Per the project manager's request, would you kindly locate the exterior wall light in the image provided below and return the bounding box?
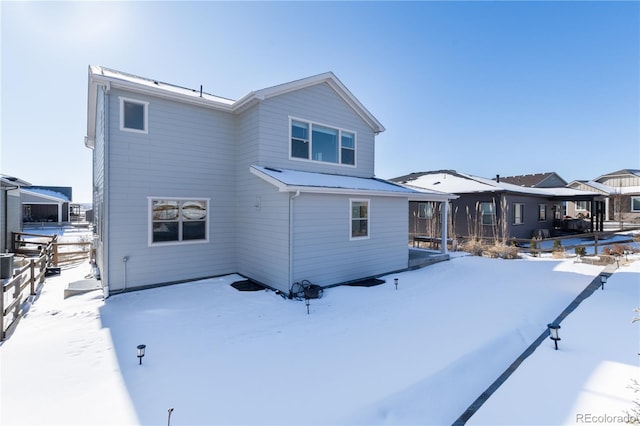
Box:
[137,344,146,365]
[547,323,561,350]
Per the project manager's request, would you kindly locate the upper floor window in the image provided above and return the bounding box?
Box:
[120,97,148,134]
[291,118,356,166]
[513,203,525,225]
[149,198,208,246]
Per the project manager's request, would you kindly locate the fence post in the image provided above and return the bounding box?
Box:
[0,280,4,341]
[594,234,598,255]
[53,243,58,267]
[30,259,36,295]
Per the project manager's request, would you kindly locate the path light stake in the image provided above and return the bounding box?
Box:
[600,275,607,290]
[167,408,174,426]
[137,344,146,365]
[547,323,561,350]
[394,278,398,290]
[615,253,620,268]
[305,297,310,315]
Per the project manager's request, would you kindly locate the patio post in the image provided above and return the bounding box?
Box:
[441,201,448,255]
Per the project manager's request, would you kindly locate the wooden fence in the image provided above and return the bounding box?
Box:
[1,232,93,341]
[1,235,56,341]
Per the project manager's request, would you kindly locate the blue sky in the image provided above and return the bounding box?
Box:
[1,1,638,203]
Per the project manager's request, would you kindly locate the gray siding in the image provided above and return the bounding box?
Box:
[292,194,408,286]
[254,83,376,178]
[105,88,237,291]
[446,193,555,240]
[1,189,22,252]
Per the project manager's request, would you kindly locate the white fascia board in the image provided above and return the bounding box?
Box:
[249,167,450,199]
[89,68,234,113]
[21,189,66,203]
[235,72,385,133]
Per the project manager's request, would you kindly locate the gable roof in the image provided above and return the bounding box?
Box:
[251,166,455,201]
[86,66,384,148]
[594,169,640,181]
[392,170,600,200]
[497,172,567,188]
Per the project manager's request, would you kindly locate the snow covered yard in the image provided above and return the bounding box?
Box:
[0,252,636,425]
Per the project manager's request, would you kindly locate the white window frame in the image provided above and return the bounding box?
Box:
[148,197,210,247]
[350,198,370,240]
[120,96,149,134]
[513,203,525,225]
[289,117,357,167]
[631,197,640,212]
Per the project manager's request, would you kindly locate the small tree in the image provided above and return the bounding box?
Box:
[575,245,586,257]
[530,238,539,257]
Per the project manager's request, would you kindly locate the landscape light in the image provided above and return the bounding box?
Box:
[614,253,620,268]
[305,297,310,315]
[547,323,561,350]
[137,344,146,365]
[394,278,398,290]
[600,275,607,290]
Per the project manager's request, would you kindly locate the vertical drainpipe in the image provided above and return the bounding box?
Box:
[288,190,300,294]
[103,83,111,297]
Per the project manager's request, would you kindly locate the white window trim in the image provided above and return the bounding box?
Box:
[120,96,149,134]
[148,197,210,247]
[349,198,370,240]
[289,116,357,167]
[513,203,525,225]
[631,196,640,212]
[417,202,434,219]
[480,202,496,226]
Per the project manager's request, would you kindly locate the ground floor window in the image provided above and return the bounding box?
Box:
[538,204,546,221]
[149,198,209,245]
[513,203,525,225]
[480,202,496,225]
[417,202,434,219]
[631,197,640,212]
[350,199,369,239]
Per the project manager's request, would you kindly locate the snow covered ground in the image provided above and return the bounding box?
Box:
[1,231,638,425]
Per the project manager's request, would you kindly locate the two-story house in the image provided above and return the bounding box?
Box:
[85,66,453,297]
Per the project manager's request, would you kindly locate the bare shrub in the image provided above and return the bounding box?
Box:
[461,239,484,256]
[485,243,520,259]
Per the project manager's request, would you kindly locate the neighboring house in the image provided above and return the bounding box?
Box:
[85,66,454,297]
[567,169,640,223]
[21,187,72,224]
[496,172,568,188]
[392,170,603,241]
[1,175,30,253]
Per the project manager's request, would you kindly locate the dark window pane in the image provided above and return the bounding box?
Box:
[183,221,206,240]
[351,219,368,238]
[124,101,145,130]
[153,222,179,242]
[341,148,354,165]
[292,139,309,159]
[312,125,338,163]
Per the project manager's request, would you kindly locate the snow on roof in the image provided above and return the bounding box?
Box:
[251,166,455,200]
[91,66,235,107]
[398,171,599,198]
[21,188,70,202]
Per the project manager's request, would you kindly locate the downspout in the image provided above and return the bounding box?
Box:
[288,190,300,295]
[103,84,111,297]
